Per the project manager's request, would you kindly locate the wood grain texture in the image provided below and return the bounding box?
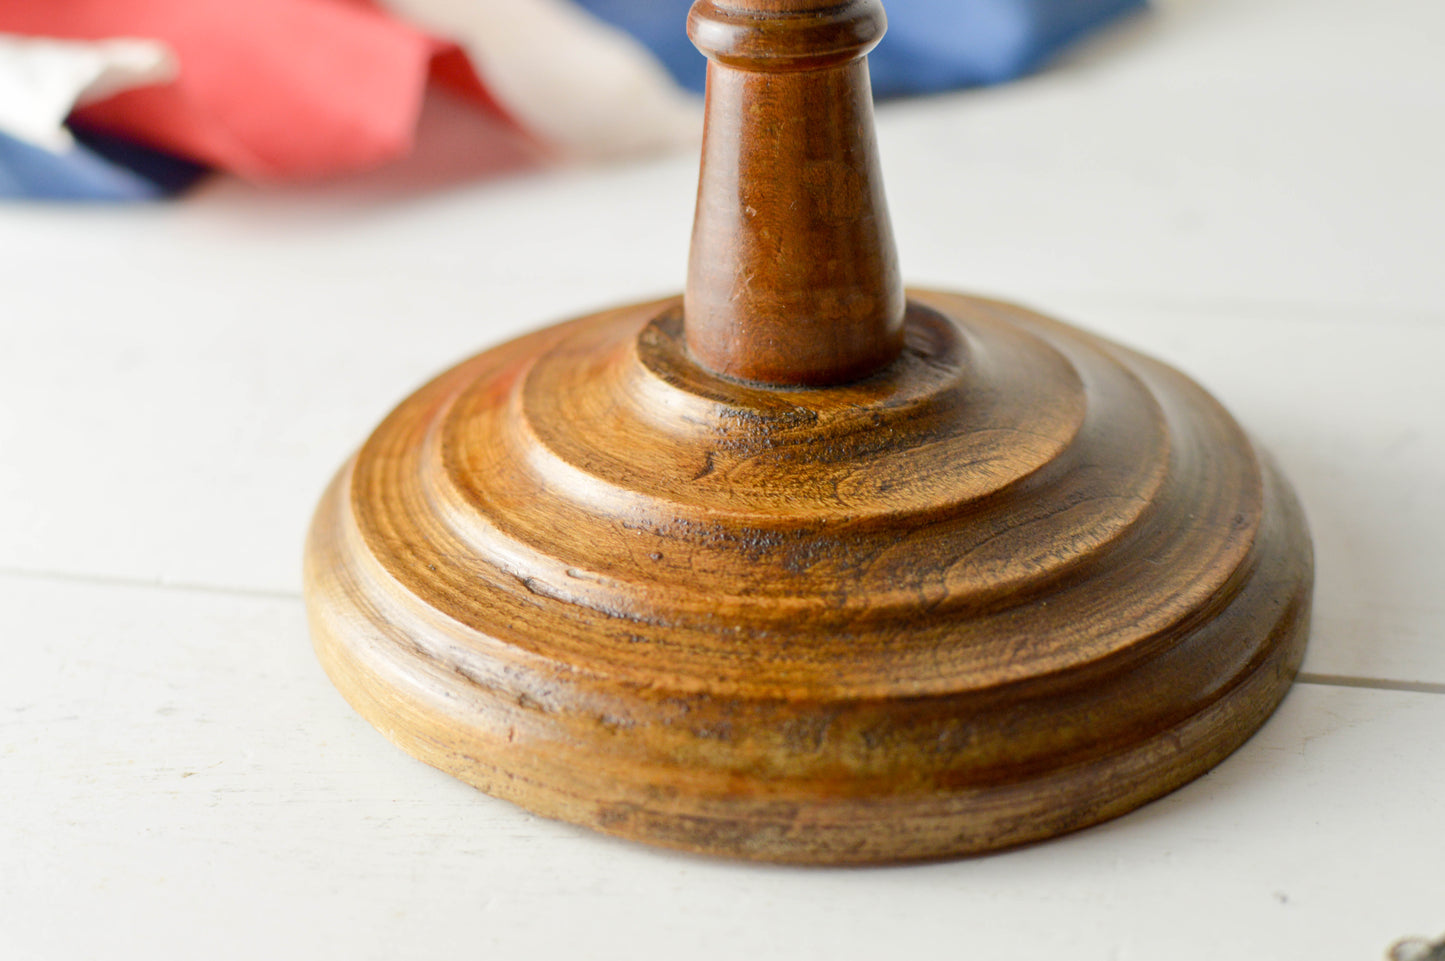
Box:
[304,291,1313,863]
[685,0,903,385]
[302,0,1313,863]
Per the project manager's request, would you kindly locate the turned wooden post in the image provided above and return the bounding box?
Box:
[684,0,905,386]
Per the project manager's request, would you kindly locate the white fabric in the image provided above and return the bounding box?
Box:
[383,0,701,159]
[0,35,176,151]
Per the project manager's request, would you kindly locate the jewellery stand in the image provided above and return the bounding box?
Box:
[304,0,1313,863]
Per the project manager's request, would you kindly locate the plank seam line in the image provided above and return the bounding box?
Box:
[1297,672,1445,696]
[0,566,301,602]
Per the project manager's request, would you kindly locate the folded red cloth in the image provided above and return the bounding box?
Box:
[0,0,510,180]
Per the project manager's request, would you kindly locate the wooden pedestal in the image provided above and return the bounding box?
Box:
[304,0,1312,863]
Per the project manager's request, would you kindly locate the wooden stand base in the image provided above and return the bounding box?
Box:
[304,290,1312,864]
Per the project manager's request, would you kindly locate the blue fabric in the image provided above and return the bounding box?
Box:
[0,130,161,201]
[70,126,210,195]
[571,0,1146,97]
[0,127,207,202]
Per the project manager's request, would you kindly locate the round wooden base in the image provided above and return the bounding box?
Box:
[303,290,1313,864]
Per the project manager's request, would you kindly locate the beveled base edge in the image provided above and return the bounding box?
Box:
[310,485,1308,865]
[306,458,1309,863]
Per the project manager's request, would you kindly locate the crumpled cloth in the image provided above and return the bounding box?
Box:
[386,0,701,160]
[0,34,194,199]
[0,0,1145,199]
[0,0,506,182]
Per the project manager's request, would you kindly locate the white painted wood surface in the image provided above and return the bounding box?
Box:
[2,0,1442,957]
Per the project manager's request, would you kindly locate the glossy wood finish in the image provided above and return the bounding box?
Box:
[305,290,1313,862]
[686,0,903,385]
[303,0,1313,863]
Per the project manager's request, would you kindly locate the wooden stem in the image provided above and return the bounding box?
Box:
[684,0,905,387]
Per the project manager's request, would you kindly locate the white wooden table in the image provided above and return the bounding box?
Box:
[3,0,1443,957]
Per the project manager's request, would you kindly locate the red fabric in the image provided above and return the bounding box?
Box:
[0,0,511,180]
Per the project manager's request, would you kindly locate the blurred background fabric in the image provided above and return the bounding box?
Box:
[571,0,1146,97]
[0,0,1144,200]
